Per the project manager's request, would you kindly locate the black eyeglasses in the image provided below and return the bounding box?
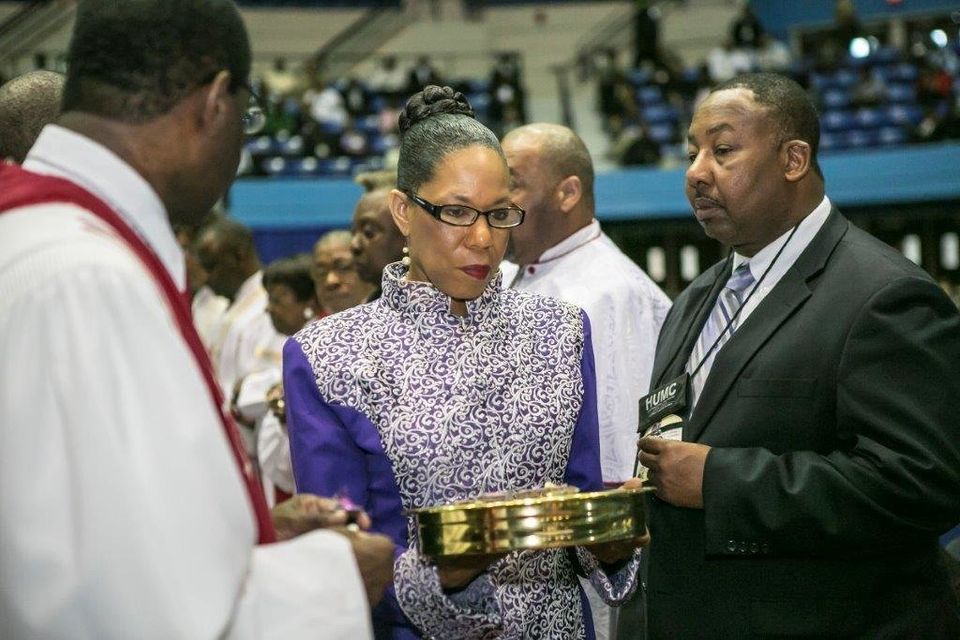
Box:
[239,80,266,135]
[200,71,265,135]
[403,190,525,229]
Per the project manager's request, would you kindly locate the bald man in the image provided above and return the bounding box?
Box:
[502,123,671,639]
[350,187,406,300]
[0,70,64,162]
[311,229,374,314]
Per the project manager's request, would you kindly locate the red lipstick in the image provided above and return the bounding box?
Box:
[460,265,490,280]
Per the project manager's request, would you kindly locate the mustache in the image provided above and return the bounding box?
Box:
[692,192,722,208]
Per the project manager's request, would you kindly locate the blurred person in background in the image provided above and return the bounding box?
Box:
[0,70,63,163]
[254,253,318,507]
[0,1,393,637]
[311,228,374,314]
[196,216,285,452]
[351,183,406,301]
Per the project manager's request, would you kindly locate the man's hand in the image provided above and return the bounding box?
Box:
[587,477,650,564]
[271,494,372,541]
[340,528,395,607]
[637,437,711,508]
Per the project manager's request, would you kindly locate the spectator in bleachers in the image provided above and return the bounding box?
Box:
[488,52,527,136]
[368,55,409,100]
[303,76,348,129]
[0,70,63,163]
[341,76,372,118]
[730,3,764,50]
[850,66,886,108]
[916,59,954,110]
[338,119,370,157]
[597,48,631,133]
[633,1,663,69]
[311,229,374,315]
[754,33,792,74]
[263,56,301,99]
[707,38,752,84]
[609,116,662,167]
[407,55,443,93]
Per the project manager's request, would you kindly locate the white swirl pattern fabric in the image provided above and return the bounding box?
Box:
[288,263,638,638]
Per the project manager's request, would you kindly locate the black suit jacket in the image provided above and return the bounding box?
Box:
[631,209,960,638]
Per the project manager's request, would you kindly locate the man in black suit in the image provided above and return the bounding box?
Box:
[622,73,960,638]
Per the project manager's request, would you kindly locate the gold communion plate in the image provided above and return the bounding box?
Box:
[411,485,652,559]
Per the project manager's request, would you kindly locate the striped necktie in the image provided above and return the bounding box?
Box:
[688,262,755,408]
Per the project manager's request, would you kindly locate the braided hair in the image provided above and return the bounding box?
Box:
[396,85,505,192]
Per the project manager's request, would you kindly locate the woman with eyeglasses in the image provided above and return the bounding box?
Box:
[283,85,643,639]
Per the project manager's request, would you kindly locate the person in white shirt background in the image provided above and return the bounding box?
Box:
[197,216,287,452]
[0,1,393,637]
[500,122,672,640]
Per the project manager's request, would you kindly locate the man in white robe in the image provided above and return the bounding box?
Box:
[0,1,391,637]
[501,123,672,640]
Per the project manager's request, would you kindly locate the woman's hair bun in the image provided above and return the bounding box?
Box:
[398,85,475,136]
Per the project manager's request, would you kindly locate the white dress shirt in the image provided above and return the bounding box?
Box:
[0,125,371,639]
[731,195,833,324]
[502,220,672,484]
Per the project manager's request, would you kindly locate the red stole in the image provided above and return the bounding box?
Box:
[0,163,276,544]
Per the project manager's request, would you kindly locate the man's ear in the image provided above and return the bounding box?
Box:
[556,175,583,214]
[388,189,411,237]
[783,140,812,183]
[199,70,233,133]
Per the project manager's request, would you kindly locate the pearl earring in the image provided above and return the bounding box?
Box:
[401,244,411,267]
[303,307,315,320]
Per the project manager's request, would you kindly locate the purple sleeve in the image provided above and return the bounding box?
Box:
[283,338,416,630]
[564,311,604,492]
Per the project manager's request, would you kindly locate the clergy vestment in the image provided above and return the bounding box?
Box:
[501,220,671,484]
[0,126,371,639]
[285,263,640,639]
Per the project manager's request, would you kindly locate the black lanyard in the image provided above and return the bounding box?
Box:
[689,224,800,379]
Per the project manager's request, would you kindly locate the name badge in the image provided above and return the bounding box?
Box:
[637,373,689,433]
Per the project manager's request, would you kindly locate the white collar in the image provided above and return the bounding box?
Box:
[232,271,264,308]
[732,195,832,284]
[536,219,602,263]
[22,125,185,290]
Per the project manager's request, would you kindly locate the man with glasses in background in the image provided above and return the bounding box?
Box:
[0,1,392,637]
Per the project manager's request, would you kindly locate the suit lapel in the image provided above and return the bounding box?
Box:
[685,209,850,442]
[651,260,729,389]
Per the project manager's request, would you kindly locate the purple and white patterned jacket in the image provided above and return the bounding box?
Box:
[284,263,640,639]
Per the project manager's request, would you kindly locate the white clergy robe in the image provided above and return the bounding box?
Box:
[0,125,372,639]
[502,220,671,483]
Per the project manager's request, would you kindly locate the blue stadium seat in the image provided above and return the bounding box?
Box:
[642,104,679,124]
[887,62,918,83]
[878,126,907,146]
[886,104,923,126]
[845,129,879,148]
[886,83,916,103]
[636,85,663,106]
[822,110,855,132]
[819,132,843,152]
[246,135,281,157]
[647,123,676,144]
[822,88,851,109]
[854,107,885,129]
